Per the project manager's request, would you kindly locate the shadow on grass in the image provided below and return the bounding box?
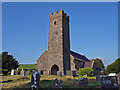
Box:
[0,80,13,83]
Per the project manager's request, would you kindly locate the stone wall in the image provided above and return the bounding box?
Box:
[48,10,70,75]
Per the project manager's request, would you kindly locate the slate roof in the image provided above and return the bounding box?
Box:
[84,61,93,68]
[70,51,90,62]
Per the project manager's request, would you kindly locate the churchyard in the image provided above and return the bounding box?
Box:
[1,74,120,89]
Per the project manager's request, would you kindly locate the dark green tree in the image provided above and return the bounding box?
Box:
[0,51,19,75]
[92,58,105,70]
[106,58,120,74]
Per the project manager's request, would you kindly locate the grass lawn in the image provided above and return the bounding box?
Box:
[1,75,120,89]
[18,64,36,70]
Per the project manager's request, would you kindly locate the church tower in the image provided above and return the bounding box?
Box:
[48,10,70,75]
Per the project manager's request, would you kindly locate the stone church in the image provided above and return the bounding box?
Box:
[36,10,98,75]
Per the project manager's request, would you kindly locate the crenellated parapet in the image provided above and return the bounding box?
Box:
[49,10,69,17]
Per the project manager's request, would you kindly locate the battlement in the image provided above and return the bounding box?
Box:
[49,10,68,16]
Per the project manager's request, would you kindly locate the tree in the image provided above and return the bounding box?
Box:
[78,68,94,76]
[92,58,105,70]
[106,58,120,74]
[0,51,19,75]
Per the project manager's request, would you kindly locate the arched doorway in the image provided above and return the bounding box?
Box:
[51,64,59,75]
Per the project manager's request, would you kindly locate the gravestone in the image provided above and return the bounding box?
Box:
[78,77,88,87]
[26,68,30,75]
[20,68,25,76]
[101,76,118,88]
[10,69,14,75]
[66,70,72,76]
[118,73,120,83]
[72,70,77,77]
[15,68,19,75]
[96,75,107,83]
[31,69,40,89]
[52,78,62,88]
[57,71,62,77]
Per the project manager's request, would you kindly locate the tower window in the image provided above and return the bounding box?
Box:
[54,21,56,25]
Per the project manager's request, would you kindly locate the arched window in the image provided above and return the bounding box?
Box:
[54,21,56,25]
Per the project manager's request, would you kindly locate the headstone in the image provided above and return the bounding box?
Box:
[26,69,30,75]
[52,78,62,88]
[20,68,25,76]
[31,69,40,89]
[15,68,19,75]
[101,76,118,88]
[78,77,88,87]
[10,69,14,75]
[57,71,62,77]
[117,73,120,83]
[72,70,77,77]
[66,70,72,76]
[96,75,107,83]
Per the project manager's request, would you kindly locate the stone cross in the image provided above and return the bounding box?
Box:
[10,69,14,75]
[31,69,40,89]
[52,78,62,88]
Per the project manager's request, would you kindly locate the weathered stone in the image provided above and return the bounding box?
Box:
[66,70,72,76]
[57,71,62,77]
[52,78,62,88]
[101,76,118,88]
[20,68,25,76]
[117,73,120,83]
[36,10,91,76]
[26,69,30,75]
[36,10,70,75]
[15,68,19,75]
[78,77,88,87]
[31,69,40,89]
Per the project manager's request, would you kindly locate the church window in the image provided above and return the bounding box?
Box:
[54,21,56,25]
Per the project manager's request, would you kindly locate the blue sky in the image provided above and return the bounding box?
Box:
[2,2,118,66]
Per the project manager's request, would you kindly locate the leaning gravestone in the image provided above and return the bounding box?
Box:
[78,77,88,87]
[20,68,25,76]
[31,69,40,89]
[101,76,118,88]
[57,71,62,77]
[52,78,62,88]
[26,68,30,75]
[10,69,14,75]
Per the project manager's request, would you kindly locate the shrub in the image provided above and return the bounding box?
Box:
[78,68,94,76]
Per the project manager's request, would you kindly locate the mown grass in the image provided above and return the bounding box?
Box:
[1,75,120,89]
[18,64,36,70]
